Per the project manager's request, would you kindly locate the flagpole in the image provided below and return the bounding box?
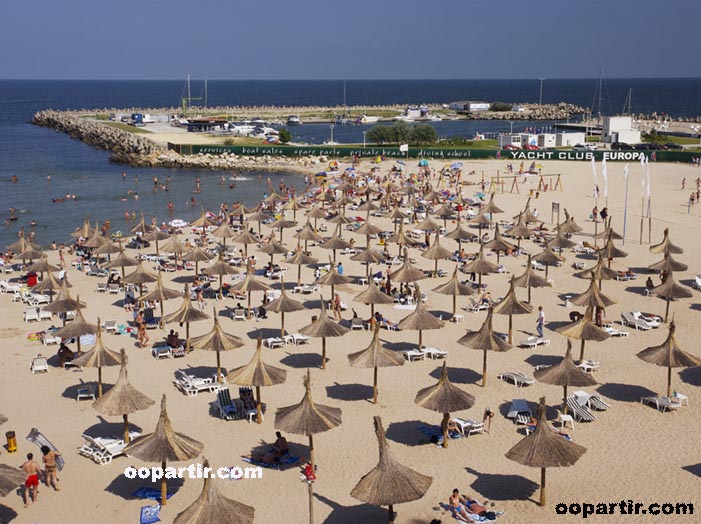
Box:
[646,157,652,244]
[622,164,629,246]
[639,158,645,244]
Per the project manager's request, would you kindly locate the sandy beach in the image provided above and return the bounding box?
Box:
[1,157,699,524]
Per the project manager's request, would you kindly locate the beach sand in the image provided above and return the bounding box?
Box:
[1,158,699,524]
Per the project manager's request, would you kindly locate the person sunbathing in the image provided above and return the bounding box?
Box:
[448,489,475,523]
[166,330,182,349]
[57,342,74,367]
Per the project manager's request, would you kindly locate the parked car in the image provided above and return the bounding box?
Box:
[573,143,596,151]
[503,144,520,150]
[611,142,633,150]
[665,142,683,150]
[524,144,539,150]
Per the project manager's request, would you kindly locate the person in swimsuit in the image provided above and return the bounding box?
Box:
[41,445,61,491]
[21,453,42,507]
[448,488,474,523]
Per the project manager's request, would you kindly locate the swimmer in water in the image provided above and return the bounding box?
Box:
[11,175,18,183]
[30,220,36,227]
[47,175,51,183]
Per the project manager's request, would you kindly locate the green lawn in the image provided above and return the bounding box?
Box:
[103,122,152,134]
[661,135,701,145]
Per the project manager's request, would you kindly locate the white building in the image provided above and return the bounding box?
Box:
[602,116,641,144]
[556,132,586,147]
[537,133,557,148]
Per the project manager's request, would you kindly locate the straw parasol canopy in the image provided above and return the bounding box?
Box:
[163,285,210,351]
[124,395,204,506]
[264,278,306,337]
[32,268,69,300]
[286,195,303,221]
[299,297,349,369]
[445,222,477,249]
[596,231,628,267]
[319,224,352,263]
[202,252,240,300]
[42,280,85,320]
[173,458,255,524]
[415,213,440,233]
[7,232,41,253]
[210,222,237,247]
[182,245,214,275]
[462,242,498,287]
[348,324,404,404]
[555,305,610,362]
[231,227,258,258]
[350,416,432,524]
[269,218,297,242]
[0,465,28,498]
[547,226,576,251]
[356,198,379,212]
[83,225,107,249]
[71,321,122,397]
[295,219,324,244]
[636,322,701,397]
[558,209,583,234]
[432,267,474,316]
[388,222,418,255]
[351,249,386,278]
[388,205,409,229]
[144,227,171,257]
[247,208,272,235]
[122,259,158,296]
[93,240,123,260]
[92,349,154,442]
[573,255,618,286]
[353,281,394,318]
[315,257,353,298]
[139,272,182,328]
[651,270,692,322]
[531,244,565,279]
[493,277,533,344]
[415,362,475,448]
[160,234,188,264]
[71,217,96,239]
[505,397,587,507]
[259,237,288,267]
[231,265,271,318]
[13,245,44,262]
[356,215,384,238]
[25,255,58,275]
[54,306,97,355]
[190,309,244,383]
[306,205,327,229]
[481,194,504,215]
[284,243,318,286]
[593,225,622,241]
[457,308,511,387]
[388,248,426,284]
[650,228,683,255]
[397,284,445,349]
[647,251,688,273]
[506,213,535,252]
[190,210,217,235]
[228,336,287,424]
[512,255,550,303]
[534,341,597,415]
[434,201,457,225]
[328,212,354,226]
[570,276,616,309]
[274,370,342,524]
[516,197,539,223]
[102,247,138,278]
[421,233,452,277]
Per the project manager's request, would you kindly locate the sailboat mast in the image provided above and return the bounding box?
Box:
[343,80,347,108]
[205,79,208,107]
[187,74,192,107]
[597,68,603,121]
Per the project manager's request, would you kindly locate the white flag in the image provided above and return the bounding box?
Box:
[601,158,608,200]
[399,144,409,153]
[623,163,629,180]
[590,157,598,197]
[640,157,646,197]
[645,156,651,198]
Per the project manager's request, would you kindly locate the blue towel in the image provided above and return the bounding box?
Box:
[132,487,174,501]
[439,503,493,522]
[417,425,461,444]
[140,505,161,524]
[240,455,300,470]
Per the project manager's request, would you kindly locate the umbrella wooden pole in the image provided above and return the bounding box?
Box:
[321,338,327,369]
[281,311,285,338]
[308,434,315,471]
[387,504,394,524]
[161,460,168,505]
[664,297,670,323]
[77,337,82,356]
[528,284,532,303]
[159,300,165,329]
[219,275,223,301]
[186,322,190,352]
[508,314,513,345]
[123,414,130,443]
[482,348,488,387]
[667,365,672,398]
[452,294,456,316]
[307,482,314,524]
[97,367,103,397]
[373,365,378,404]
[279,228,283,243]
[545,264,549,280]
[256,385,263,424]
[418,330,423,350]
[297,265,302,286]
[247,292,252,319]
[579,339,586,363]
[434,259,438,278]
[121,266,125,279]
[539,467,546,506]
[216,350,222,384]
[563,385,569,415]
[441,412,450,449]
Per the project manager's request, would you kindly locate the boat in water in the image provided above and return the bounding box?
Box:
[286,115,302,126]
[229,175,251,181]
[358,114,380,124]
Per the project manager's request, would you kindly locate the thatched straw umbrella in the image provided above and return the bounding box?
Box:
[558,209,583,234]
[319,224,352,264]
[265,278,306,338]
[398,285,444,349]
[516,197,539,223]
[174,458,255,524]
[481,194,504,215]
[421,233,452,277]
[462,243,498,287]
[202,252,240,300]
[284,243,318,286]
[210,221,237,249]
[548,226,576,251]
[82,224,107,249]
[596,231,628,268]
[230,266,271,319]
[432,267,474,316]
[513,255,550,303]
[122,260,158,297]
[637,322,701,397]
[144,228,171,257]
[71,217,95,239]
[0,465,27,498]
[130,213,152,237]
[445,222,477,252]
[351,249,386,278]
[556,305,610,362]
[269,218,297,243]
[388,205,409,233]
[534,341,597,415]
[493,277,533,344]
[299,297,349,369]
[274,370,342,524]
[163,285,210,351]
[315,257,352,298]
[190,309,244,383]
[160,234,188,266]
[285,195,303,221]
[650,227,683,255]
[124,395,204,506]
[350,416,432,523]
[652,270,692,322]
[415,214,440,233]
[71,321,122,397]
[13,245,44,262]
[232,227,258,258]
[190,210,217,237]
[92,349,154,442]
[348,324,404,404]
[434,202,456,229]
[356,198,379,212]
[42,281,85,323]
[647,251,688,273]
[415,362,475,448]
[32,268,67,303]
[7,232,41,253]
[54,306,97,356]
[93,240,122,262]
[356,212,384,245]
[388,248,426,285]
[247,208,272,236]
[570,277,616,310]
[573,255,617,289]
[295,219,324,252]
[228,337,287,424]
[353,281,394,319]
[505,397,587,507]
[102,247,138,278]
[182,245,214,276]
[24,255,59,276]
[139,272,182,328]
[259,237,288,268]
[458,308,511,387]
[306,205,327,229]
[388,223,418,257]
[531,244,565,280]
[328,212,354,227]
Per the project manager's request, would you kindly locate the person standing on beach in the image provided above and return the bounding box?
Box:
[21,453,41,507]
[536,306,544,338]
[41,446,61,491]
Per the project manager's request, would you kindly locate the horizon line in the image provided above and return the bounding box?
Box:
[1,76,700,82]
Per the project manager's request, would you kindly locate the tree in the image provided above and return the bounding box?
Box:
[410,124,438,145]
[490,102,512,112]
[278,128,292,144]
[389,121,412,145]
[366,125,391,145]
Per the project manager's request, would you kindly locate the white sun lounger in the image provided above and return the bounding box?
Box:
[422,347,448,359]
[507,399,531,424]
[283,333,310,345]
[566,396,597,422]
[519,337,550,349]
[402,349,426,362]
[577,359,600,373]
[604,326,629,337]
[453,417,485,437]
[174,370,220,397]
[641,396,682,412]
[573,390,610,411]
[39,309,53,321]
[498,371,535,387]
[24,308,40,323]
[41,332,61,345]
[264,337,286,349]
[31,356,49,374]
[468,299,489,313]
[620,312,652,330]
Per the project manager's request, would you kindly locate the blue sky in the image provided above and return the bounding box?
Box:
[1,0,698,79]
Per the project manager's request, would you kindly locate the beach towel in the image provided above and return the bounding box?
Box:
[240,455,299,470]
[417,425,461,445]
[439,502,499,522]
[132,487,174,501]
[26,428,65,471]
[140,505,161,524]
